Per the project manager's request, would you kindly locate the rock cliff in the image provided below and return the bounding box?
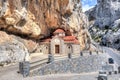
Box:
[0,31,29,66]
[0,0,93,64]
[86,0,120,28]
[85,0,120,50]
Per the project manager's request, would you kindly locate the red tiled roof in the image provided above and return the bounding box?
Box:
[63,36,76,41]
[64,36,79,44]
[65,41,79,44]
[53,29,65,34]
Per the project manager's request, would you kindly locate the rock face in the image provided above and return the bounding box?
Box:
[0,31,29,66]
[0,0,92,52]
[86,0,120,28]
[0,0,41,38]
[89,25,120,50]
[86,0,120,50]
[101,29,120,50]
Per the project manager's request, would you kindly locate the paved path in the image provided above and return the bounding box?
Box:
[0,64,23,80]
[103,47,120,66]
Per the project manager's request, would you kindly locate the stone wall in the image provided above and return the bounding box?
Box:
[30,52,108,76]
[64,44,80,55]
[35,43,49,54]
[72,44,80,54]
[38,43,80,55]
[0,38,29,66]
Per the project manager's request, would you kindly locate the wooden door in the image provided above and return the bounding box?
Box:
[55,45,59,54]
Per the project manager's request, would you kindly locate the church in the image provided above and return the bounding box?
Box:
[36,28,80,55]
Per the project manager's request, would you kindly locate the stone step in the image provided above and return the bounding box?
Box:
[30,58,48,72]
[30,59,48,72]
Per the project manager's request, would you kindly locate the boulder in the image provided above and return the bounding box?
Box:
[0,31,29,66]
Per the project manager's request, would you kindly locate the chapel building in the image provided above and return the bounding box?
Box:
[36,28,80,55]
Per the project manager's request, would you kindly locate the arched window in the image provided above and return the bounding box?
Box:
[67,44,73,54]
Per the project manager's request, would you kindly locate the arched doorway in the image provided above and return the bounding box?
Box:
[67,44,73,54]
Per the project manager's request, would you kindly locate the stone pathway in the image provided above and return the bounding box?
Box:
[104,47,120,66]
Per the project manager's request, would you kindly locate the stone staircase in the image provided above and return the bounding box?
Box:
[30,58,48,72]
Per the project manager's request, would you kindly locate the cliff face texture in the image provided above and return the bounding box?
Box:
[86,0,120,28]
[86,0,120,50]
[96,0,120,28]
[0,0,92,64]
[0,0,89,38]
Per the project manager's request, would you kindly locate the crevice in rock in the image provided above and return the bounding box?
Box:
[0,29,36,40]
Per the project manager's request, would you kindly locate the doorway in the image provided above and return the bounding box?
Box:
[55,45,60,54]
